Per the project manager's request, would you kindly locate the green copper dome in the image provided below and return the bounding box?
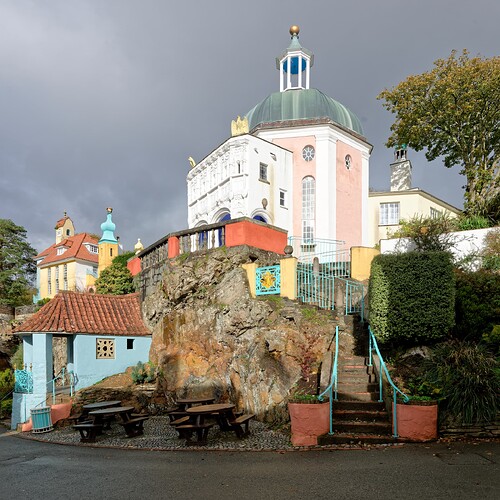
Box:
[245,88,364,136]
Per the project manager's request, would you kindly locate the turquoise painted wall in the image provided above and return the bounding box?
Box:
[73,335,151,389]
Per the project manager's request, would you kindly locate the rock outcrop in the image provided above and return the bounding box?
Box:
[143,246,339,423]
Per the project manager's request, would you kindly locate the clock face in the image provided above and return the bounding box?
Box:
[302,145,315,162]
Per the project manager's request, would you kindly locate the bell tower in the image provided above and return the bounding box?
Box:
[98,207,118,274]
[390,145,412,191]
[276,25,314,92]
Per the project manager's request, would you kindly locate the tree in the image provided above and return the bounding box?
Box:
[378,50,500,219]
[95,252,135,295]
[0,219,37,307]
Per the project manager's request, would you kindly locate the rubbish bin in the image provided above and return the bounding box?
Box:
[31,407,53,433]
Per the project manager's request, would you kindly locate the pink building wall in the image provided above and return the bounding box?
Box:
[272,135,316,239]
[335,141,363,250]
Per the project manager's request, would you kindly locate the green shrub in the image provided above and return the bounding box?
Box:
[390,214,457,252]
[0,369,14,397]
[453,270,500,342]
[454,214,492,231]
[1,398,13,416]
[369,251,455,345]
[131,361,157,384]
[482,228,500,271]
[481,325,500,355]
[10,345,23,370]
[424,341,499,424]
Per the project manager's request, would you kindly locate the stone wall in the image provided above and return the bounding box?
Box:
[0,305,36,370]
[143,245,340,424]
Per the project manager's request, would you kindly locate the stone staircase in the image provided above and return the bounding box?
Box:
[318,319,395,445]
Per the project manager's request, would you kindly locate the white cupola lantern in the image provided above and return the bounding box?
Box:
[276,25,314,92]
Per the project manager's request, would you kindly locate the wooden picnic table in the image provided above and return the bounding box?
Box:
[88,406,148,438]
[81,400,121,418]
[184,403,255,442]
[166,397,216,422]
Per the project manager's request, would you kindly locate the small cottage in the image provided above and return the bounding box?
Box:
[11,291,151,429]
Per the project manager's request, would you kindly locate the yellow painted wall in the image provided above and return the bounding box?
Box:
[350,247,380,281]
[242,263,258,298]
[98,242,118,273]
[280,257,297,300]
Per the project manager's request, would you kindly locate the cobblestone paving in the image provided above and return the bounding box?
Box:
[19,417,296,451]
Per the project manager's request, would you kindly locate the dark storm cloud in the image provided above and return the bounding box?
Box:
[0,0,498,253]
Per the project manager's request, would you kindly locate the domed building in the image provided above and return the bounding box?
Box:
[187,27,372,251]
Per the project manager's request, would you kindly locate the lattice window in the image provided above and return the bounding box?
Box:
[96,338,115,359]
[379,202,400,225]
[302,176,315,242]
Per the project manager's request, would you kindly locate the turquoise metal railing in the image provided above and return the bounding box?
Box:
[343,279,365,319]
[367,325,409,438]
[14,368,33,394]
[288,236,350,278]
[256,265,281,295]
[297,264,335,310]
[318,325,339,434]
[50,367,76,404]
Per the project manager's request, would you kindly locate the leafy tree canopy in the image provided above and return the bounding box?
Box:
[0,219,37,307]
[94,253,135,295]
[378,50,500,219]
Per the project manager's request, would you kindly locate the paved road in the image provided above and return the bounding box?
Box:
[0,427,498,500]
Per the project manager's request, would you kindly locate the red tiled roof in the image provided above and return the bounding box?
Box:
[35,233,99,265]
[55,216,70,229]
[13,292,150,336]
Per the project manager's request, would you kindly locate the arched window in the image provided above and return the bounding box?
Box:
[302,176,315,243]
[253,215,267,223]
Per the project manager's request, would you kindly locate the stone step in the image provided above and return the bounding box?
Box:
[333,400,386,412]
[338,357,367,366]
[337,391,381,402]
[338,374,378,384]
[332,409,389,422]
[331,420,392,434]
[337,382,379,392]
[318,432,395,446]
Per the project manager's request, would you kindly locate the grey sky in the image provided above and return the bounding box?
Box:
[0,0,498,254]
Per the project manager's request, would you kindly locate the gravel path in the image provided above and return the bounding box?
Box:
[18,416,297,451]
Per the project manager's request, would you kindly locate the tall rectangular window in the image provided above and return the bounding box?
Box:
[259,163,268,182]
[63,264,68,290]
[279,190,286,207]
[47,268,52,294]
[302,176,315,242]
[55,266,59,293]
[379,202,400,225]
[430,207,442,219]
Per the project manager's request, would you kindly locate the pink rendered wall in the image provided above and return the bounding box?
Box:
[272,136,316,239]
[336,142,363,249]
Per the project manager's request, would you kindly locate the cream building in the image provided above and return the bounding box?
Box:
[368,147,461,247]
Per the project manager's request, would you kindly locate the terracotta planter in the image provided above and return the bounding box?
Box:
[288,402,330,446]
[393,401,438,442]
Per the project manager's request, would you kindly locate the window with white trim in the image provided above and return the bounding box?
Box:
[47,268,52,294]
[63,264,68,290]
[279,189,286,208]
[302,176,315,242]
[55,266,59,293]
[259,163,268,182]
[379,202,400,225]
[430,207,442,219]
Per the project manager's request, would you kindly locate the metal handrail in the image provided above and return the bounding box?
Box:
[318,325,339,434]
[367,325,409,438]
[49,367,76,404]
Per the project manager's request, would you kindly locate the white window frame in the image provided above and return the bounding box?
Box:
[302,176,315,242]
[379,202,400,225]
[259,163,268,182]
[279,189,286,208]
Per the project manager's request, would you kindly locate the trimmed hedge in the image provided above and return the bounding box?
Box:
[453,269,500,343]
[369,251,455,345]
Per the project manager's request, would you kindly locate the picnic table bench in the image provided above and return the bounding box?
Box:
[72,423,103,443]
[118,416,149,437]
[228,414,255,438]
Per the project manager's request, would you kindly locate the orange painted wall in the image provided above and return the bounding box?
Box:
[167,236,180,258]
[226,221,287,255]
[127,256,141,276]
[336,141,363,249]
